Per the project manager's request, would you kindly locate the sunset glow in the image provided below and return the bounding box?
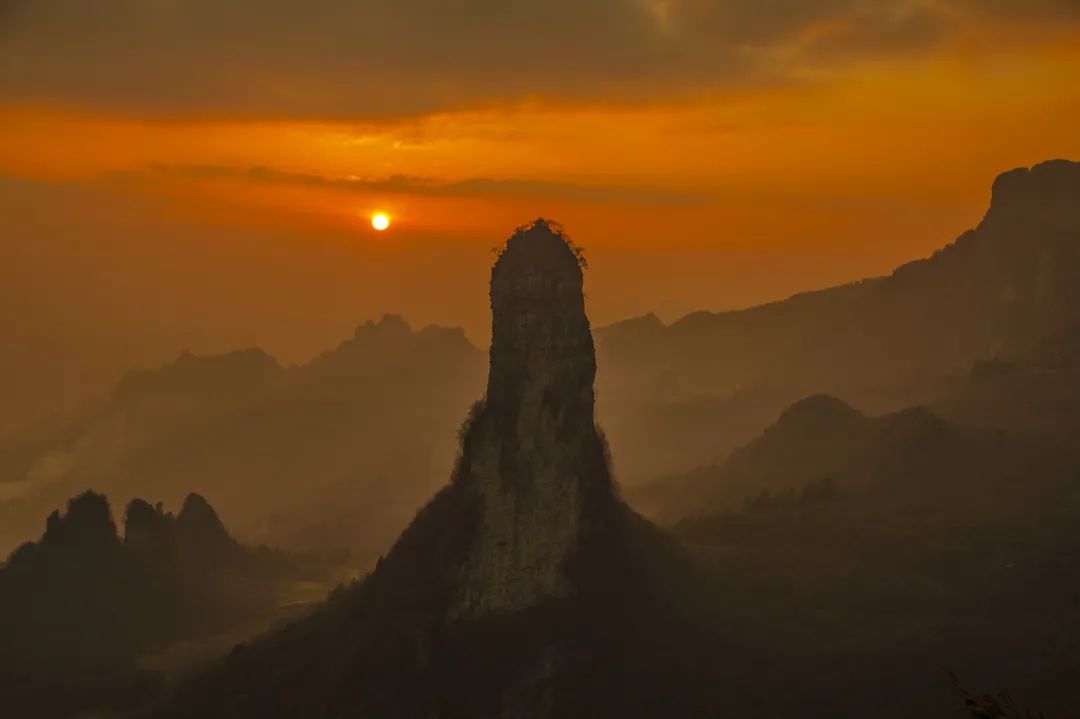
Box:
[3,5,1080,714]
[2,1,1079,437]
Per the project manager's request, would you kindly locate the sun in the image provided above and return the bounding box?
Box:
[371,212,391,231]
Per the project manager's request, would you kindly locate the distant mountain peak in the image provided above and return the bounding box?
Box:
[592,159,1080,416]
[41,490,118,548]
[355,313,412,337]
[773,394,864,432]
[988,159,1080,223]
[304,314,481,381]
[176,492,229,542]
[116,348,281,401]
[596,312,666,340]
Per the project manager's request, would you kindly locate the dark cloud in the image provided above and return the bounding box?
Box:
[0,0,1076,118]
[136,163,709,205]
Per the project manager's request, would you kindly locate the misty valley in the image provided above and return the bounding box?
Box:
[2,160,1080,717]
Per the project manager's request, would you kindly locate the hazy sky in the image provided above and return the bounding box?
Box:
[2,0,1080,432]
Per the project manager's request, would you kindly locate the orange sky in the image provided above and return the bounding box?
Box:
[2,1,1079,432]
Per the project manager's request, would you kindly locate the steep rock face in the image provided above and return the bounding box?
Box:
[175,493,231,547]
[152,221,708,719]
[452,219,614,616]
[979,160,1080,355]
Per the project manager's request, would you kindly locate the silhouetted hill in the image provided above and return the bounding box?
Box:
[630,395,973,521]
[0,315,486,564]
[596,159,1080,483]
[769,392,867,437]
[0,490,337,717]
[656,399,1080,718]
[293,314,477,394]
[116,349,282,403]
[651,159,1080,384]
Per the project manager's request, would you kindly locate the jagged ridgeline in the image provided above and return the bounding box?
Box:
[0,491,296,664]
[0,489,335,718]
[156,219,717,718]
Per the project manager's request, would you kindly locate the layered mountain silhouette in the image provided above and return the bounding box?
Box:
[153,220,720,718]
[605,159,1080,392]
[1,161,1076,562]
[632,394,971,521]
[0,491,333,718]
[0,314,485,562]
[5,169,1080,717]
[650,391,1080,718]
[597,158,1080,481]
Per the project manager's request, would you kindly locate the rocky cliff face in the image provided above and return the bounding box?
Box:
[152,220,706,719]
[978,159,1080,358]
[451,219,615,616]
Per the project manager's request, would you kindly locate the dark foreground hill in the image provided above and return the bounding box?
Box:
[620,390,1080,717]
[0,491,337,718]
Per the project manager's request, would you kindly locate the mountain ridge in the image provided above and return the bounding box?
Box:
[595,158,1080,483]
[629,393,972,522]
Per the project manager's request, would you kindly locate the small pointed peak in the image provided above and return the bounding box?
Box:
[178,493,223,531]
[125,497,157,522]
[601,312,665,334]
[377,313,410,330]
[775,394,864,431]
[124,497,170,528]
[179,492,215,517]
[177,493,233,548]
[355,314,412,338]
